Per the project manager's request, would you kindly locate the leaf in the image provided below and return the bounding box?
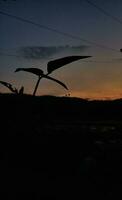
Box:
[0,81,18,93]
[47,56,91,74]
[0,81,11,88]
[15,68,44,76]
[19,86,24,94]
[42,74,68,90]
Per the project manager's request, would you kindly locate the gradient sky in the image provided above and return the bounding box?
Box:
[0,0,122,99]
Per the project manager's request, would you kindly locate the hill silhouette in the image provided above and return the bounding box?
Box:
[0,94,122,199]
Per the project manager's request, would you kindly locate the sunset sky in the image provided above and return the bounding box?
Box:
[0,0,122,99]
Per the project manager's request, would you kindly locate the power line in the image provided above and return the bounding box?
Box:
[84,0,122,25]
[82,60,122,64]
[0,52,122,64]
[0,52,20,57]
[0,10,120,53]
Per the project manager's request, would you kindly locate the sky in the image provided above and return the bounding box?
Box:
[0,0,122,99]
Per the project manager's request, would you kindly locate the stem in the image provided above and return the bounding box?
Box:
[32,73,50,96]
[33,76,42,96]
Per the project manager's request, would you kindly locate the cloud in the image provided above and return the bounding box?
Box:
[18,45,89,59]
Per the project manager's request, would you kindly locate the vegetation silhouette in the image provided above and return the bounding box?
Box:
[0,80,24,94]
[15,55,91,96]
[15,67,68,92]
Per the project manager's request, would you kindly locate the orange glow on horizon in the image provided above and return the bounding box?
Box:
[69,90,122,100]
[1,89,122,100]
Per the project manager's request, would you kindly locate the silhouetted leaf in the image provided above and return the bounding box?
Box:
[47,56,91,74]
[43,74,68,90]
[120,49,122,52]
[0,81,11,88]
[19,86,24,94]
[15,68,44,76]
[0,81,18,93]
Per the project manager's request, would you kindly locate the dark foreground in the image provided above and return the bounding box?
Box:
[0,94,122,199]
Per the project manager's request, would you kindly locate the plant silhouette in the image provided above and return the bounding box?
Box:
[15,68,68,95]
[0,81,24,94]
[15,56,91,96]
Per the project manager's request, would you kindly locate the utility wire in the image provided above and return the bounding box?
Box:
[0,52,20,57]
[0,10,120,53]
[84,0,122,25]
[0,52,121,64]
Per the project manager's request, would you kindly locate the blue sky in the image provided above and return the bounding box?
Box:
[0,0,122,99]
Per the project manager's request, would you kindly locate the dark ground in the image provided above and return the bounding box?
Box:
[0,94,122,199]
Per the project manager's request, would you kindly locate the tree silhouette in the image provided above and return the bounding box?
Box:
[0,81,24,94]
[15,56,91,96]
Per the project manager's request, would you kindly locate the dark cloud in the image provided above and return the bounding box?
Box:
[18,45,89,59]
